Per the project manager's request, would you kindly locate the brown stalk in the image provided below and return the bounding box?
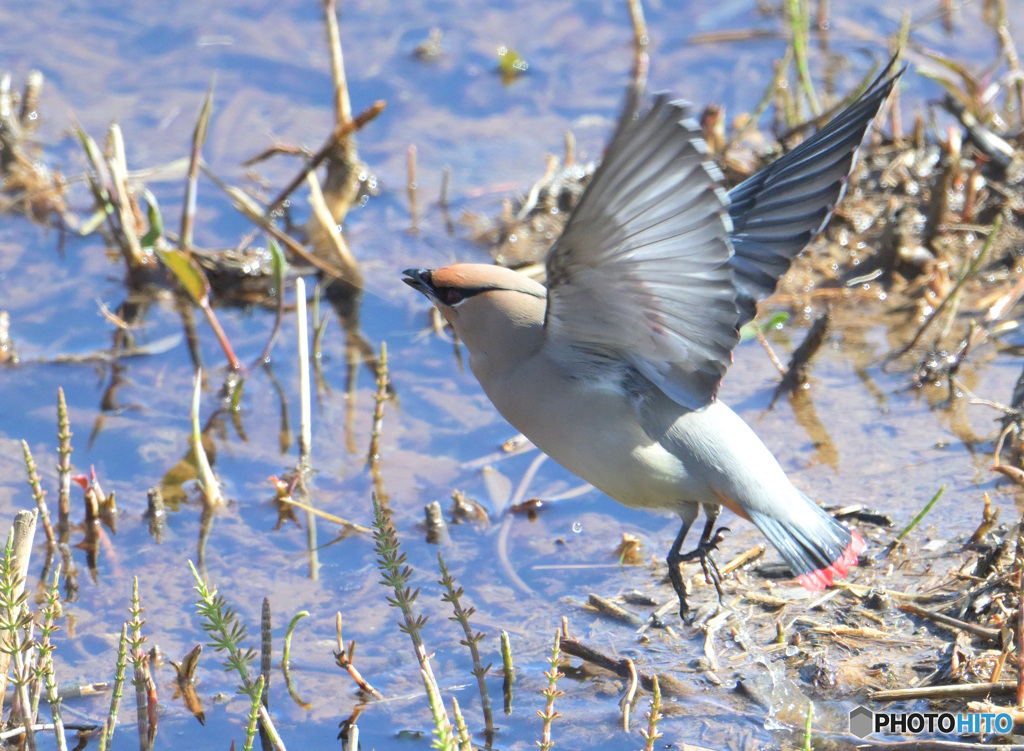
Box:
[74,122,147,272]
[871,682,1016,702]
[557,632,688,697]
[180,82,214,258]
[334,617,383,699]
[586,594,643,626]
[627,0,648,48]
[203,165,354,280]
[323,0,351,124]
[620,658,638,732]
[897,603,1000,643]
[265,100,385,216]
[105,123,145,268]
[306,172,361,284]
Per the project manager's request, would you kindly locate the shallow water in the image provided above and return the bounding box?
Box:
[2,0,1024,749]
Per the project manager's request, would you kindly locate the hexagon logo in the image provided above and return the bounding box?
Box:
[849,706,873,738]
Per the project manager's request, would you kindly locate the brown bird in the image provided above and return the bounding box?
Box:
[405,61,902,617]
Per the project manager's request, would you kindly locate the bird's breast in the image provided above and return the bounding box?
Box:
[477,353,719,510]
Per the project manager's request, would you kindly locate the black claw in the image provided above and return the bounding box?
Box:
[678,525,730,603]
[700,553,725,600]
[666,513,728,623]
[708,526,731,548]
[680,526,730,562]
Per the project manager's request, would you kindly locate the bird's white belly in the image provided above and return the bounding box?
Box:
[484,368,718,511]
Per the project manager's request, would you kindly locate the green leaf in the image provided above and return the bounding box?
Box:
[739,311,790,342]
[156,247,210,304]
[139,188,164,249]
[268,237,286,298]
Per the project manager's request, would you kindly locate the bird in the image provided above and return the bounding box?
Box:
[404,60,902,619]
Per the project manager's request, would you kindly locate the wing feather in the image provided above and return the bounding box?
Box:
[728,60,903,324]
[542,61,903,410]
[545,96,737,410]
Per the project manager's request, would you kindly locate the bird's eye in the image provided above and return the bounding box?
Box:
[441,288,465,306]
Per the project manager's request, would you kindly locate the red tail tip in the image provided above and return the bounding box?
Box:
[795,530,865,591]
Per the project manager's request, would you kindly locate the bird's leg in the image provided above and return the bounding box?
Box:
[666,507,698,621]
[680,504,730,602]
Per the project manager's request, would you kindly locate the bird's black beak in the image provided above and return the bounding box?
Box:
[402,268,435,298]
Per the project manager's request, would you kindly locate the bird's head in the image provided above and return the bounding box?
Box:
[403,263,547,358]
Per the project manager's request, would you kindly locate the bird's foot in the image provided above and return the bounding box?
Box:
[667,557,693,623]
[680,526,730,600]
[667,526,731,623]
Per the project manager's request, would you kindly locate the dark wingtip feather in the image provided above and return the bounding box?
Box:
[727,57,904,327]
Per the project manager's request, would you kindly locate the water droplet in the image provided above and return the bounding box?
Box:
[571,521,582,534]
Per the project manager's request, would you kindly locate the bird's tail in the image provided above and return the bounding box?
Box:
[747,496,864,590]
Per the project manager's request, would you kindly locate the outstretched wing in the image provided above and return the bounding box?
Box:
[544,96,738,411]
[728,60,903,324]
